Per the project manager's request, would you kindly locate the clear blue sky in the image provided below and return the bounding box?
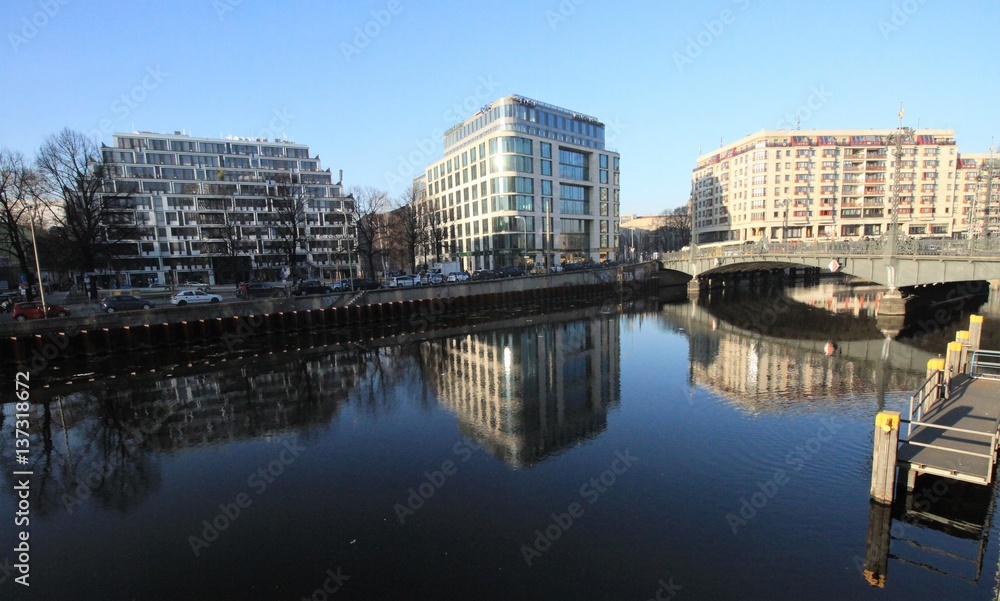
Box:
[2,0,998,215]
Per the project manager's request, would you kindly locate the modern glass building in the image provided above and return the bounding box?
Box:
[417,95,621,271]
[99,131,355,285]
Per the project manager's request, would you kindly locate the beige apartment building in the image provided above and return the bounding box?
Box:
[691,129,999,245]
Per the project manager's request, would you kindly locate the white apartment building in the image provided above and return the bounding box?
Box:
[417,94,621,271]
[692,129,999,244]
[100,131,355,285]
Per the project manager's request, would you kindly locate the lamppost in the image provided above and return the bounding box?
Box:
[25,203,47,318]
[511,215,529,269]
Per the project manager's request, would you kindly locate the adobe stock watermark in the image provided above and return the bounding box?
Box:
[0,556,14,584]
[392,438,482,524]
[725,417,842,534]
[546,0,586,30]
[878,0,930,40]
[213,0,243,20]
[255,107,295,142]
[520,449,637,566]
[188,438,306,557]
[644,576,683,601]
[8,0,71,53]
[775,86,834,130]
[673,0,751,73]
[383,75,501,192]
[85,65,168,143]
[340,1,402,62]
[299,566,350,600]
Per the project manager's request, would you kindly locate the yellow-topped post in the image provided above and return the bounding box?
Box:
[871,410,901,504]
[969,315,983,350]
[927,357,945,402]
[944,341,963,390]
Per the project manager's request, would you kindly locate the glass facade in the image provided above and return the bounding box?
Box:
[420,95,620,270]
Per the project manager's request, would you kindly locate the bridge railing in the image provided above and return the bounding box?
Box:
[661,235,1000,262]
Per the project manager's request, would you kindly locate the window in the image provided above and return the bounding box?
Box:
[558,148,589,181]
[540,142,552,158]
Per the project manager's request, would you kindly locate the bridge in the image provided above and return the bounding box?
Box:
[660,234,1000,293]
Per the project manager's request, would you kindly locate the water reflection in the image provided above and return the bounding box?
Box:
[421,316,620,467]
[658,290,929,414]
[5,285,1000,599]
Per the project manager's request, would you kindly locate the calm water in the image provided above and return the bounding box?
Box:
[1,283,998,600]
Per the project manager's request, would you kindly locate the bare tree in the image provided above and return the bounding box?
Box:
[388,185,430,273]
[35,128,146,273]
[348,186,389,278]
[0,149,39,277]
[428,213,447,263]
[656,206,691,252]
[270,172,309,276]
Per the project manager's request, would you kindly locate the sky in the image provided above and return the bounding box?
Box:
[2,0,999,216]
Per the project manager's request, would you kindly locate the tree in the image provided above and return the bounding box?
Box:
[348,186,389,278]
[35,128,147,273]
[656,206,691,252]
[388,185,430,274]
[0,149,39,277]
[270,172,309,277]
[428,213,447,263]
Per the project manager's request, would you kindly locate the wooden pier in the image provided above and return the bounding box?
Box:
[864,315,1000,587]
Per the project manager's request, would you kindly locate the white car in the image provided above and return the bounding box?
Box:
[171,289,223,306]
[389,275,418,288]
[447,272,470,282]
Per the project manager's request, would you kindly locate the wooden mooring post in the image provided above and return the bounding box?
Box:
[870,411,901,504]
[969,314,983,351]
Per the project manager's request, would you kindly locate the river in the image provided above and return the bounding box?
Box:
[0,280,996,600]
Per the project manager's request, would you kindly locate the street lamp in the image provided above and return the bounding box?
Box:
[511,215,529,269]
[25,203,47,318]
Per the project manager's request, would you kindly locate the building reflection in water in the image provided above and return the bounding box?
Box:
[420,316,621,467]
[0,349,369,517]
[659,296,928,414]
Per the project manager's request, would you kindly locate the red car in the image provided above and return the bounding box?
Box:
[11,302,71,321]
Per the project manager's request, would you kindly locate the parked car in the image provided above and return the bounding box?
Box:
[332,279,353,292]
[471,269,496,281]
[293,280,332,296]
[180,280,211,291]
[171,290,223,306]
[237,282,277,300]
[446,271,470,282]
[389,275,418,288]
[100,295,154,313]
[11,302,71,321]
[351,278,382,290]
[426,273,445,285]
[497,266,525,278]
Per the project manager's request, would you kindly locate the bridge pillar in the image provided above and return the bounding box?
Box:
[686,277,702,299]
[988,280,1000,314]
[876,291,907,317]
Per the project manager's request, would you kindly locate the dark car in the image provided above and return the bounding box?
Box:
[351,278,381,291]
[497,266,525,278]
[100,295,155,313]
[11,302,71,321]
[237,282,278,300]
[471,269,496,281]
[293,280,332,296]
